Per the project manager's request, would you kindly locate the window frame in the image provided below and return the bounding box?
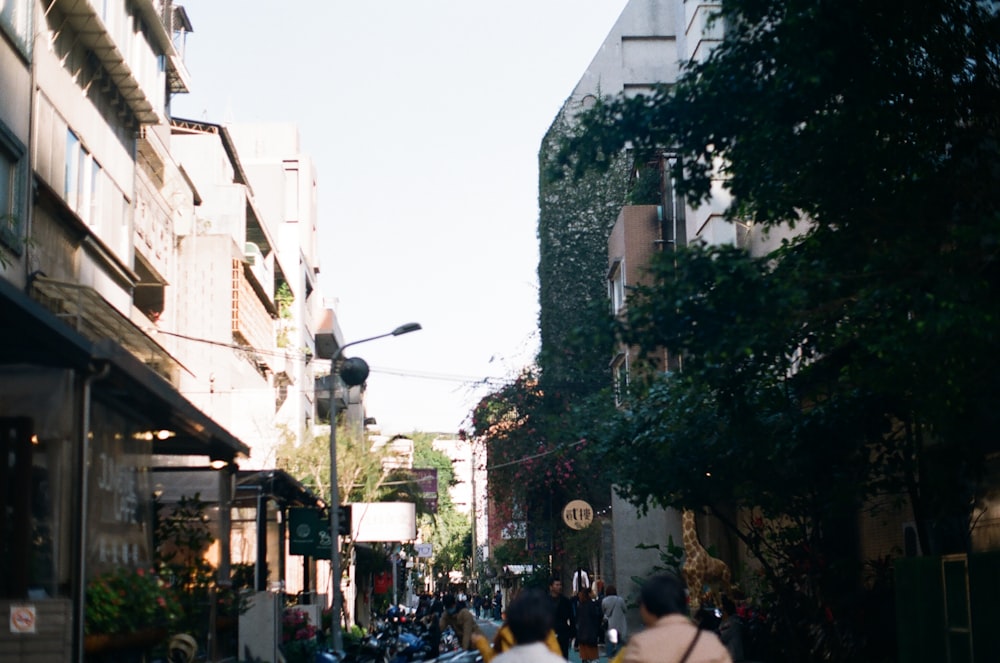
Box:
[0,121,28,254]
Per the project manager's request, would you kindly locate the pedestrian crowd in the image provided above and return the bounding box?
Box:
[464,566,740,663]
[418,564,743,663]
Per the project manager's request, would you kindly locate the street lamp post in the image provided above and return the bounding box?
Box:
[328,322,421,652]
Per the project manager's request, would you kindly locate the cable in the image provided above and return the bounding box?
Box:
[485,438,587,471]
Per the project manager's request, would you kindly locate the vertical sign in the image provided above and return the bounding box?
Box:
[411,468,438,513]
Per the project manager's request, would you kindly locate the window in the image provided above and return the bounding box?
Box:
[608,260,626,314]
[65,129,106,228]
[0,123,27,253]
[0,0,32,56]
[65,130,82,209]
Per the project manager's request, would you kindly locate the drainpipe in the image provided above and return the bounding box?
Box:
[72,361,111,663]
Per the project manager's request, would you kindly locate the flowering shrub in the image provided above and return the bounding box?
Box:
[84,567,182,635]
[280,609,319,663]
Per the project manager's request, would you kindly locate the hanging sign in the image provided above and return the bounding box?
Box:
[562,500,594,530]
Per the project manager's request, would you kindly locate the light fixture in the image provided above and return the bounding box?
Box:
[328,321,421,652]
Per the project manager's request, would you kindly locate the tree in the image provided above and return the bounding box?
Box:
[412,435,471,585]
[471,370,616,569]
[555,1,1000,661]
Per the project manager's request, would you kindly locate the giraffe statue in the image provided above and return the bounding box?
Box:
[681,508,732,610]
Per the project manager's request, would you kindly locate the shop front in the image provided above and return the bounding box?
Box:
[0,278,249,662]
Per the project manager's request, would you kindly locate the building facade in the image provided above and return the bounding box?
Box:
[0,2,330,660]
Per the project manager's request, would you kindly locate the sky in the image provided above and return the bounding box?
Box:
[171,1,630,435]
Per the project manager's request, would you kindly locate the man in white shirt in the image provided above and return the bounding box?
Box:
[494,588,567,663]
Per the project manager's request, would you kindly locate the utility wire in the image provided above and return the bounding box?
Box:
[485,438,587,471]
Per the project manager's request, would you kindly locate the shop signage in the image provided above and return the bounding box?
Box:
[562,499,594,530]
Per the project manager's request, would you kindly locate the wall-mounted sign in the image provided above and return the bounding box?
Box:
[351,502,417,542]
[289,508,320,556]
[10,605,36,634]
[411,468,438,513]
[562,499,594,530]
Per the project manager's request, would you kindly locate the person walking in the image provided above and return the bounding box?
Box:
[548,576,574,659]
[623,573,731,663]
[491,588,566,663]
[573,588,603,663]
[440,593,483,651]
[601,584,628,660]
[472,589,563,662]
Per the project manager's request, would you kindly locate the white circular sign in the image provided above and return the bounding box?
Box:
[562,500,594,530]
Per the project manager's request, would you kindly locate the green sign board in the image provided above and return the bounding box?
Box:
[289,508,331,558]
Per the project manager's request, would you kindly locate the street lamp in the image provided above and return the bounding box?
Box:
[328,322,421,651]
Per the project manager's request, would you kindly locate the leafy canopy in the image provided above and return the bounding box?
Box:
[555,1,1000,661]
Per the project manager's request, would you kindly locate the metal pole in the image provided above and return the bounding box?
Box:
[329,323,421,652]
[470,438,477,591]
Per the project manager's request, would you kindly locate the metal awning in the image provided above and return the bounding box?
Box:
[0,277,248,462]
[30,275,188,382]
[152,467,325,508]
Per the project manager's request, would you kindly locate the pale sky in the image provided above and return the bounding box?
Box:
[171,1,630,434]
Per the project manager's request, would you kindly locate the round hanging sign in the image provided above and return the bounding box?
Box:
[562,499,594,530]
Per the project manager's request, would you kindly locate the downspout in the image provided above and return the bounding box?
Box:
[210,462,235,662]
[72,361,110,663]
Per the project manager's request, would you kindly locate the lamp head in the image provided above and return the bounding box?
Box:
[392,322,422,336]
[340,356,370,386]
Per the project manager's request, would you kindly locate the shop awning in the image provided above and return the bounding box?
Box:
[0,277,248,462]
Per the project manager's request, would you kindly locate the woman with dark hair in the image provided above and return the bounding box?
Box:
[574,588,603,663]
[491,589,566,663]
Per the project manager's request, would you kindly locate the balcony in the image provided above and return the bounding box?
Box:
[231,260,275,353]
[49,0,178,125]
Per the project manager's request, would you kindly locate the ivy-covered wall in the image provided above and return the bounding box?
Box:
[537,107,629,393]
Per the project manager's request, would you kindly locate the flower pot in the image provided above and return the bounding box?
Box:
[83,627,168,655]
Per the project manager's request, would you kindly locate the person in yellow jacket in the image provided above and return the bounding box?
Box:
[472,591,562,662]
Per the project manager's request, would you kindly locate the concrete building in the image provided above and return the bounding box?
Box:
[0,2,331,660]
[228,123,322,452]
[0,2,250,661]
[533,0,740,629]
[168,118,287,470]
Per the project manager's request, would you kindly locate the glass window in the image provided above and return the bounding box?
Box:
[0,123,26,252]
[0,0,32,56]
[65,130,81,209]
[609,262,626,314]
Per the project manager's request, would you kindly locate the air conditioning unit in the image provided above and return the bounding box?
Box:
[245,242,263,266]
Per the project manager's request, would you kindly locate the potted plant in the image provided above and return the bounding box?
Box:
[83,566,182,654]
[280,608,319,663]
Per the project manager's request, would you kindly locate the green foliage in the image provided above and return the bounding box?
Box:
[154,494,248,645]
[413,437,472,582]
[84,566,183,635]
[551,1,1000,661]
[539,109,629,393]
[471,370,617,565]
[275,282,294,319]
